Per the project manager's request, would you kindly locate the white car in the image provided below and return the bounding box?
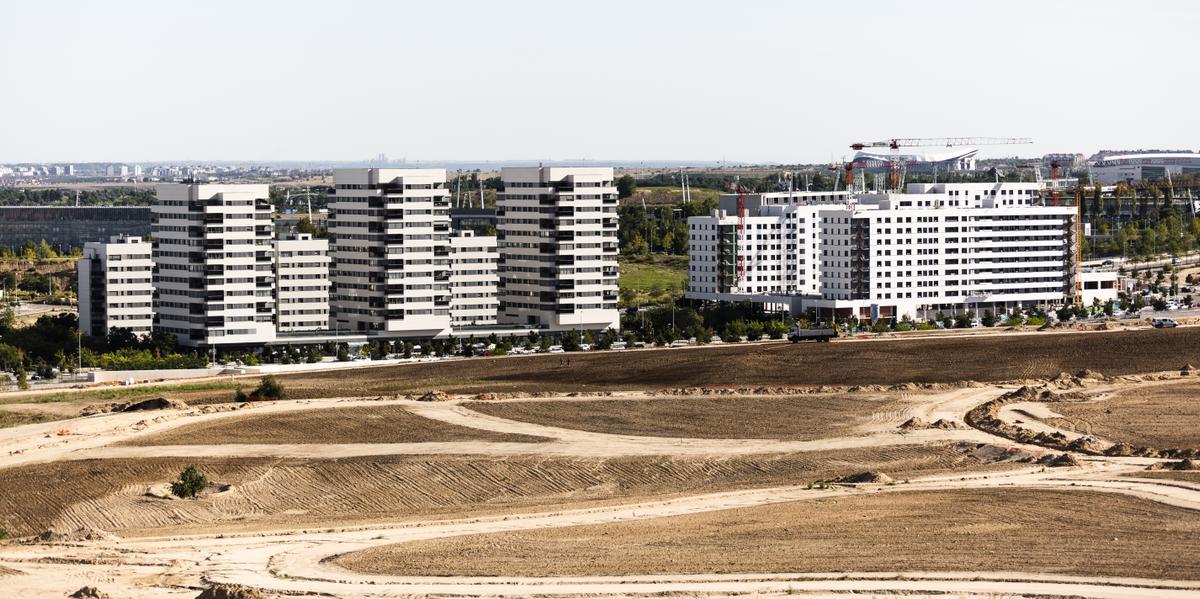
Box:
[1152,317,1179,328]
[548,345,565,353]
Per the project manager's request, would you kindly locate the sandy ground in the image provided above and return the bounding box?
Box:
[337,488,1200,579]
[2,377,1200,597]
[1048,377,1200,448]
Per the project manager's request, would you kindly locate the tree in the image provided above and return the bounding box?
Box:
[336,343,351,361]
[561,330,582,351]
[616,175,636,199]
[745,321,764,341]
[981,310,997,327]
[15,368,28,390]
[253,376,286,400]
[171,465,209,499]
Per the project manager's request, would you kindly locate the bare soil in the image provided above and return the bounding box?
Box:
[119,405,547,446]
[336,489,1200,580]
[0,444,993,538]
[466,395,907,439]
[1050,379,1200,448]
[10,328,1200,408]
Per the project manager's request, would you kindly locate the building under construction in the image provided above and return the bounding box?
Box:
[686,182,1085,321]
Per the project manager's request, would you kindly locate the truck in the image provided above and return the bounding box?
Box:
[788,325,838,343]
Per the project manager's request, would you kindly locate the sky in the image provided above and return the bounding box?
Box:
[3,0,1196,164]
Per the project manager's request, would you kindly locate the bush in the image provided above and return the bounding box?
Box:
[0,527,9,540]
[561,331,582,351]
[745,321,765,341]
[916,321,937,331]
[233,387,248,402]
[870,320,888,333]
[336,344,350,361]
[170,465,209,499]
[15,369,28,390]
[981,310,997,327]
[894,321,913,332]
[253,376,285,401]
[765,321,788,340]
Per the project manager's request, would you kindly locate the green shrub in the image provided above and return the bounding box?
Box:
[916,321,937,331]
[894,321,913,332]
[233,387,248,402]
[745,321,764,341]
[170,465,209,499]
[253,376,286,401]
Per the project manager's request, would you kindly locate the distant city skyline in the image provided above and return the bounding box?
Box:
[3,0,1196,164]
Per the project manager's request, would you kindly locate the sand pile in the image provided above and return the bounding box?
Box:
[36,527,118,543]
[81,397,188,416]
[1149,458,1200,471]
[69,587,109,599]
[195,585,267,599]
[1038,453,1081,467]
[416,390,451,402]
[832,471,894,485]
[898,417,928,430]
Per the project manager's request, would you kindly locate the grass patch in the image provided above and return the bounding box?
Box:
[0,409,57,429]
[619,256,687,305]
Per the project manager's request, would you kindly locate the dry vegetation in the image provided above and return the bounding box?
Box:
[120,405,547,446]
[0,444,993,538]
[335,488,1200,579]
[467,395,909,439]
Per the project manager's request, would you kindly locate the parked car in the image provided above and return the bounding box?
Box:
[1152,317,1179,328]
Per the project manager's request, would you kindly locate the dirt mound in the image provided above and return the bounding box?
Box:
[1067,436,1104,454]
[69,587,109,599]
[970,443,1036,463]
[195,584,267,599]
[931,419,964,430]
[81,397,187,416]
[124,397,188,411]
[898,417,928,430]
[1168,459,1199,471]
[832,471,893,485]
[1038,453,1081,467]
[416,390,451,402]
[1182,364,1196,376]
[37,527,118,543]
[1105,442,1136,457]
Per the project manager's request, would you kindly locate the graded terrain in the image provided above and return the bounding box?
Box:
[2,329,1200,598]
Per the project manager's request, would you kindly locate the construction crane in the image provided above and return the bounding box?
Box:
[849,137,1034,190]
[725,179,750,287]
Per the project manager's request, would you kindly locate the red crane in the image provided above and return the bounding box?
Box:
[725,179,750,285]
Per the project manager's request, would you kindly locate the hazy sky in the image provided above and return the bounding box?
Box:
[3,0,1196,164]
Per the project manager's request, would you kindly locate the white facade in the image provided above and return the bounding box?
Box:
[449,230,499,327]
[687,183,1080,321]
[1091,152,1200,184]
[78,235,154,337]
[688,191,853,299]
[275,234,330,332]
[1079,270,1119,307]
[152,184,277,347]
[328,168,452,337]
[497,166,619,332]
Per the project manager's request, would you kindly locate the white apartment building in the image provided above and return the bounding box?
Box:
[77,235,154,337]
[152,183,277,347]
[497,166,619,332]
[328,168,452,337]
[449,230,499,327]
[688,191,853,299]
[275,234,330,332]
[687,183,1079,321]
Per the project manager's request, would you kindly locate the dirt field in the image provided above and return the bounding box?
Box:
[1050,378,1200,448]
[222,327,1200,398]
[120,405,547,446]
[7,327,1199,410]
[466,395,909,440]
[336,488,1200,580]
[0,444,992,538]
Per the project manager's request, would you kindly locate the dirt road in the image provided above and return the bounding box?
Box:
[3,381,1200,597]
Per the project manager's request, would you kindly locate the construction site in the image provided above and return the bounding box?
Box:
[1,324,1199,598]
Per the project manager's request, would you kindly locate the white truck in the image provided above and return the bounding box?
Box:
[788,325,838,343]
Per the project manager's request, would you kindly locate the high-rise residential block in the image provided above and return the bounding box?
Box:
[77,235,154,337]
[328,168,452,336]
[448,230,499,327]
[152,184,277,347]
[497,166,619,331]
[275,233,330,332]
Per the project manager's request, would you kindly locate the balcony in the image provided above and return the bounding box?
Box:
[556,281,575,290]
